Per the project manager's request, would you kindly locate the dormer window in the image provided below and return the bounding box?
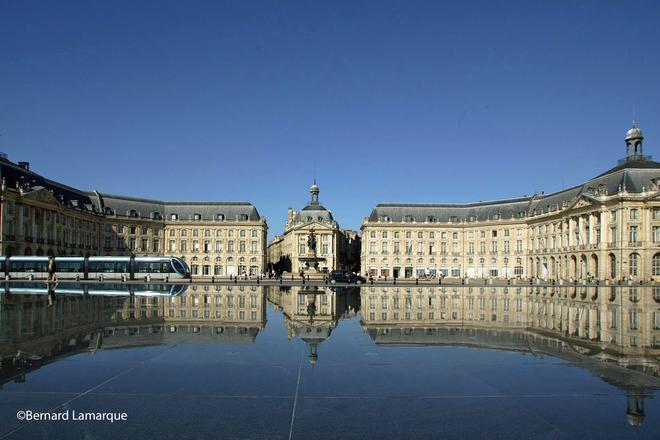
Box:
[426,216,435,222]
[170,213,178,220]
[239,214,248,221]
[152,212,162,220]
[404,215,414,222]
[193,213,202,220]
[216,213,225,220]
[129,209,139,218]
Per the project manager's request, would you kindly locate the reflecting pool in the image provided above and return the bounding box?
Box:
[1,283,660,439]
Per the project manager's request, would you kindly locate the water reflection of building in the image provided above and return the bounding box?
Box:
[0,286,267,384]
[0,293,110,385]
[360,285,660,427]
[97,284,267,347]
[361,123,660,281]
[268,285,360,364]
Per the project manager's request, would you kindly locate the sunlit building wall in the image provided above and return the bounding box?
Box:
[361,124,660,281]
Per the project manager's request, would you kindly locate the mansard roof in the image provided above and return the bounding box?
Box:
[595,158,660,178]
[0,157,97,212]
[294,204,334,223]
[89,192,262,221]
[368,160,660,223]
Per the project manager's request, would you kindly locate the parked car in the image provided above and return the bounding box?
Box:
[329,270,366,284]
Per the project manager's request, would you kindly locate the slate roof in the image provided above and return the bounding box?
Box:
[368,160,660,222]
[89,192,262,221]
[0,157,97,212]
[0,157,262,221]
[294,204,334,223]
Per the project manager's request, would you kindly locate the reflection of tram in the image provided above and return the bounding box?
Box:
[0,256,190,280]
[2,282,188,296]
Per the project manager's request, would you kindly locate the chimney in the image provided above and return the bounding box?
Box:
[18,161,30,171]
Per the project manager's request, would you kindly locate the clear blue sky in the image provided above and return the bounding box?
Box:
[1,0,659,233]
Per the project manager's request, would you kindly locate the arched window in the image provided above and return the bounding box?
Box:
[609,254,616,278]
[629,253,640,277]
[653,253,660,276]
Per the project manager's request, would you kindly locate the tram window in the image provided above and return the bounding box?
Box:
[137,261,172,273]
[89,261,129,273]
[10,260,49,272]
[137,262,154,273]
[89,261,110,272]
[172,259,186,275]
[55,261,84,272]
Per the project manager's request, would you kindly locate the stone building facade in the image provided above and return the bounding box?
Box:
[90,193,268,278]
[361,124,660,281]
[0,159,103,257]
[0,157,268,278]
[267,182,359,274]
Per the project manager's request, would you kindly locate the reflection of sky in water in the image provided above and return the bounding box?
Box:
[0,284,659,439]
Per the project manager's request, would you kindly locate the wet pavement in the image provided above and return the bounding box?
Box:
[1,283,659,439]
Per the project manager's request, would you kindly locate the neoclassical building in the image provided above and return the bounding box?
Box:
[0,157,268,277]
[89,193,268,277]
[267,182,359,274]
[361,123,660,281]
